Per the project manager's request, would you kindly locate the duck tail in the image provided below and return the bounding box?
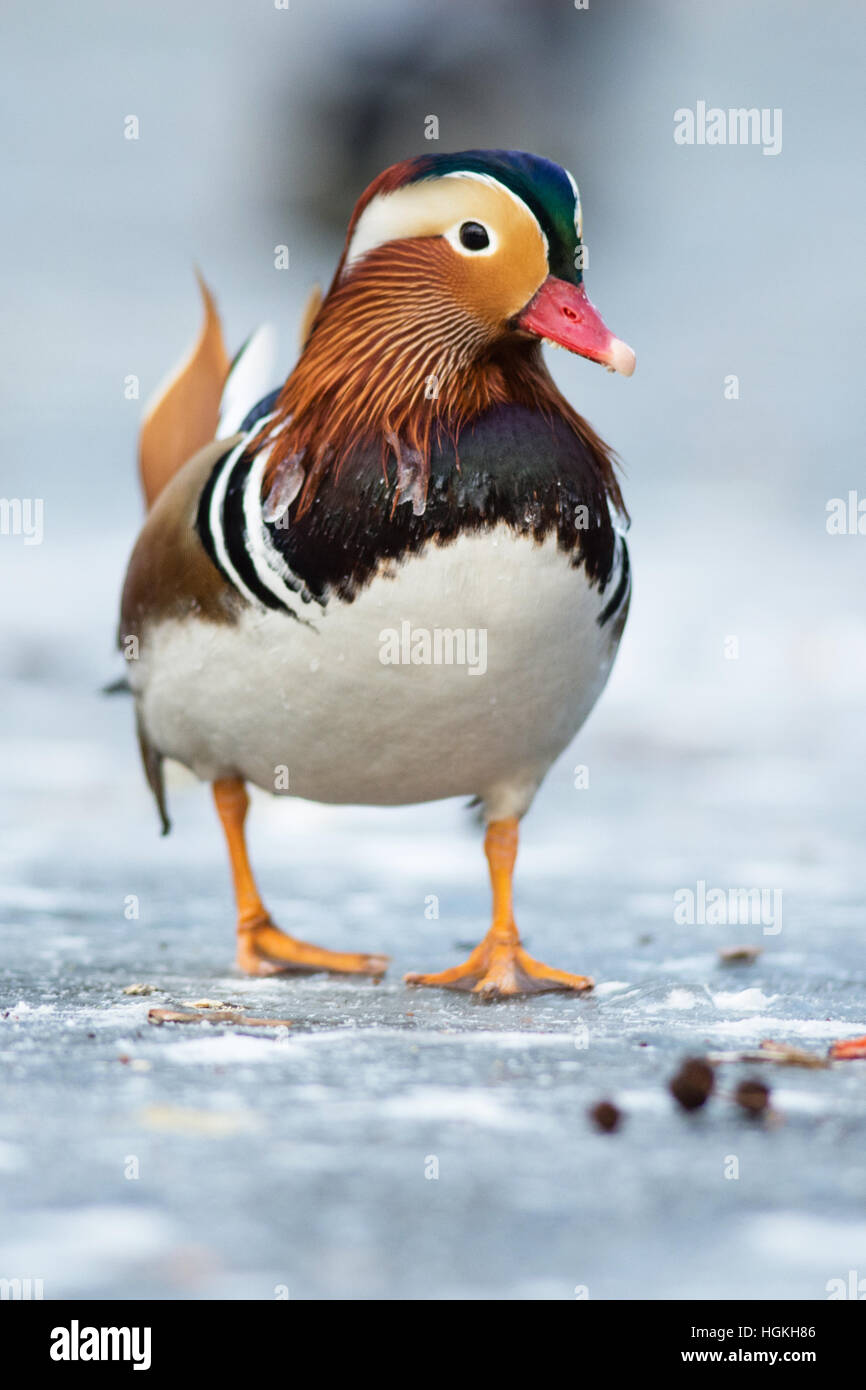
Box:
[137,270,231,509]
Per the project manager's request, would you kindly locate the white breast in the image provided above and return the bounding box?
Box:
[135,527,626,821]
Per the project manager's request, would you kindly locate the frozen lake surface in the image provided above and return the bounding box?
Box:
[1,610,865,1301]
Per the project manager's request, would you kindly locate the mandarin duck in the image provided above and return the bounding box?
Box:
[119,149,634,999]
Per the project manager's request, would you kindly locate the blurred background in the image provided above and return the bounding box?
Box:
[1,0,865,1301]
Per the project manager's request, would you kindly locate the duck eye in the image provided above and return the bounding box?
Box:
[458,221,490,251]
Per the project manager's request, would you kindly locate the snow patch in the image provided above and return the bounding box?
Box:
[712,988,778,1012]
[660,988,703,1010]
[7,1001,56,1017]
[380,1087,536,1130]
[161,1033,292,1064]
[709,1017,866,1040]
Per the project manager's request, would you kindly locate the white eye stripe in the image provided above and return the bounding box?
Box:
[343,169,549,271]
[565,167,583,242]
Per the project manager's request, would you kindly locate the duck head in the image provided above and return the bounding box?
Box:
[261,150,633,516]
[339,149,635,376]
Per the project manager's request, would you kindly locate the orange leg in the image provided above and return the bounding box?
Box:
[405,818,593,1000]
[212,778,389,978]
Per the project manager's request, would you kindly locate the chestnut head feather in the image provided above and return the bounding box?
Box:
[257,150,633,519]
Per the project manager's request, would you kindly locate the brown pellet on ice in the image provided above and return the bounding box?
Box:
[669,1057,715,1111]
[734,1078,771,1117]
[589,1100,622,1133]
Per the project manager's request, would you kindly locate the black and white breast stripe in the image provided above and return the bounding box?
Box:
[597,535,630,628]
[195,399,630,622]
[196,418,313,620]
